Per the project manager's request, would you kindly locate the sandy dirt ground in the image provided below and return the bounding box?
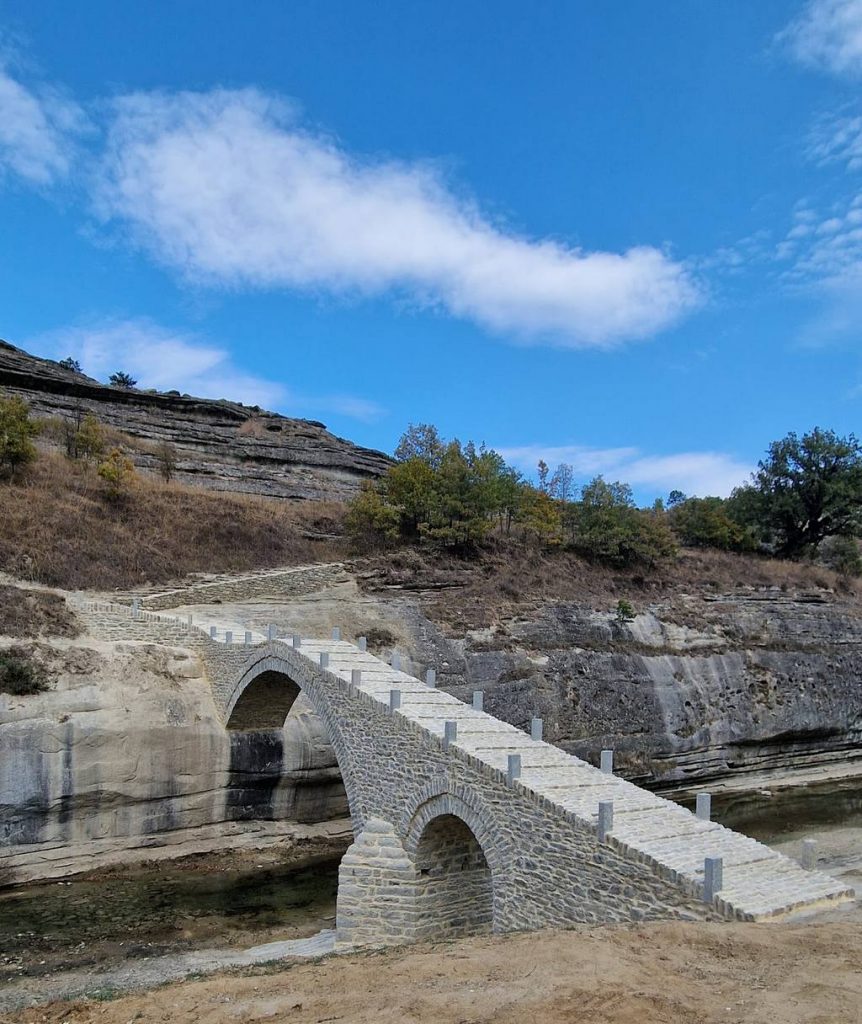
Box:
[4,914,861,1024]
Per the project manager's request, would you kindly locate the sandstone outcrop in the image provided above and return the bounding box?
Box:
[0,633,349,884]
[0,340,392,501]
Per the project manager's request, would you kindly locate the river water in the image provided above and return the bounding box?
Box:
[1,777,859,986]
[0,857,340,985]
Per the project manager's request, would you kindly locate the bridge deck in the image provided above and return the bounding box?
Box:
[300,639,854,921]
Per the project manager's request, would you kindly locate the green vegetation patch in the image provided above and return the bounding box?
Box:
[0,646,50,696]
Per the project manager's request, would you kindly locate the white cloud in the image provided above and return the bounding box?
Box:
[807,109,862,170]
[777,194,862,283]
[498,443,753,498]
[779,0,862,76]
[0,62,86,185]
[92,89,700,347]
[26,317,384,421]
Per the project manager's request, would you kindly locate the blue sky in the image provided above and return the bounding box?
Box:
[1,0,861,500]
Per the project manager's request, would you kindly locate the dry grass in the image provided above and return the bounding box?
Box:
[356,538,862,631]
[0,454,347,591]
[0,585,79,637]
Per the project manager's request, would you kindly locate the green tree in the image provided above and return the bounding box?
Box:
[74,413,106,463]
[0,395,39,478]
[568,477,676,567]
[385,457,438,538]
[421,441,493,552]
[58,356,82,373]
[393,423,444,467]
[669,496,756,552]
[745,428,862,557]
[109,371,138,389]
[519,486,562,544]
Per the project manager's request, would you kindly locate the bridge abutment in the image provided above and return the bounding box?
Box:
[336,817,418,946]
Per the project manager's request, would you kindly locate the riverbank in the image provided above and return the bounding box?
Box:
[4,915,861,1024]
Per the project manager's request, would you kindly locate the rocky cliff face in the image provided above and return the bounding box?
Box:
[392,588,862,789]
[0,633,349,884]
[0,340,392,501]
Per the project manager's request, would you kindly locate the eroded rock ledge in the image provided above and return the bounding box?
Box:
[0,340,392,501]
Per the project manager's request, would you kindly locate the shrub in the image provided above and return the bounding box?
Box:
[0,395,39,478]
[58,356,82,373]
[818,536,862,577]
[345,481,400,549]
[0,647,49,695]
[97,448,136,500]
[74,413,106,463]
[155,440,178,482]
[616,598,635,624]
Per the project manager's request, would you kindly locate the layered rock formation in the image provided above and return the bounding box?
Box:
[396,589,862,789]
[179,573,862,791]
[0,340,391,501]
[0,631,349,884]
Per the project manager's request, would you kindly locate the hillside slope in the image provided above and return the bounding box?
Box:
[0,339,392,501]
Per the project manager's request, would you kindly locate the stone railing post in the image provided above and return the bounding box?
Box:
[531,717,543,741]
[507,753,521,787]
[703,857,723,903]
[425,668,436,687]
[472,690,484,711]
[696,793,712,821]
[800,838,817,871]
[443,721,457,750]
[600,749,614,774]
[389,689,401,712]
[598,800,614,842]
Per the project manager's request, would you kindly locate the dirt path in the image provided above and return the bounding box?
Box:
[5,915,860,1024]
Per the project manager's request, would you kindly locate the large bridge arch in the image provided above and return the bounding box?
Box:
[222,650,364,831]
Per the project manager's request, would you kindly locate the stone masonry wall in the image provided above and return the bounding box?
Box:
[125,563,350,611]
[226,647,717,945]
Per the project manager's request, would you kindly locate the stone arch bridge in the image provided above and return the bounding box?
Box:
[78,600,854,944]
